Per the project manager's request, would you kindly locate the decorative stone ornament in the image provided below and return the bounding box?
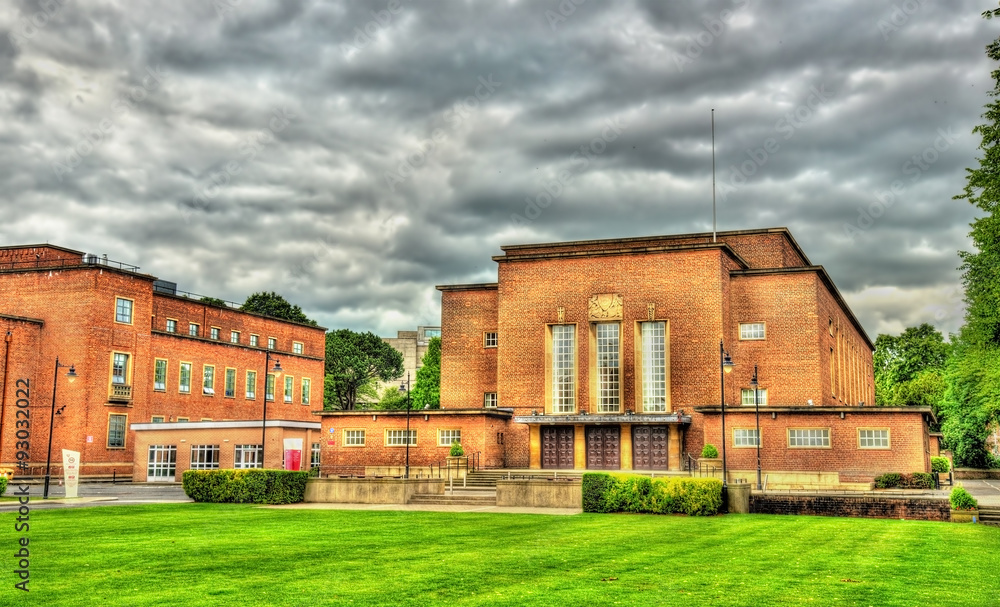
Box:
[588,293,623,321]
[557,306,565,323]
[647,302,656,321]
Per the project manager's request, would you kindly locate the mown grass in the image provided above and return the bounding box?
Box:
[3,504,999,606]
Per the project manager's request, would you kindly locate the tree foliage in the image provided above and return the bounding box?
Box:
[324,329,403,410]
[241,291,318,326]
[873,323,950,407]
[373,386,408,410]
[199,296,227,307]
[411,336,441,409]
[940,344,1000,468]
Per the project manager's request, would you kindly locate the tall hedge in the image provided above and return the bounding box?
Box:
[0,476,7,497]
[582,473,722,516]
[182,470,309,504]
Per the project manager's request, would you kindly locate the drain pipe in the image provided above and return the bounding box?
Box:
[0,332,12,466]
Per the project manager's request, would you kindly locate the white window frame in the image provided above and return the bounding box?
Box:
[311,443,321,468]
[301,378,311,405]
[641,321,666,412]
[246,370,257,399]
[210,326,221,341]
[153,358,167,391]
[596,322,620,413]
[438,429,462,447]
[265,373,275,401]
[293,341,304,354]
[234,445,263,469]
[344,429,366,446]
[111,352,130,385]
[858,428,890,449]
[284,375,294,403]
[739,322,766,340]
[203,365,215,395]
[224,368,236,398]
[179,362,192,394]
[165,318,177,333]
[733,428,760,448]
[250,334,259,347]
[267,337,277,350]
[551,324,576,414]
[115,297,134,324]
[189,323,200,337]
[190,445,220,470]
[484,392,497,408]
[484,332,498,348]
[741,388,768,406]
[386,429,416,446]
[230,330,240,344]
[788,428,831,448]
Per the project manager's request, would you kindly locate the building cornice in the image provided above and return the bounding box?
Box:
[491,242,751,268]
[315,408,513,418]
[694,405,934,421]
[0,313,44,325]
[131,419,322,431]
[514,413,692,424]
[435,283,499,292]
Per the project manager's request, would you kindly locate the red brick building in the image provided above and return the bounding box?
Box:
[0,244,325,480]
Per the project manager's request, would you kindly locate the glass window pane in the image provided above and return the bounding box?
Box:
[552,325,575,413]
[641,322,666,412]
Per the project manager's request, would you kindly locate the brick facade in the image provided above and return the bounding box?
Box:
[750,494,951,521]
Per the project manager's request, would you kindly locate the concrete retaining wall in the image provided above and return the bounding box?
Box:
[305,478,445,504]
[954,468,1000,480]
[750,493,951,521]
[496,479,581,508]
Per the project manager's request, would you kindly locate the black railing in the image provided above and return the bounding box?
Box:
[0,256,140,272]
[152,285,243,309]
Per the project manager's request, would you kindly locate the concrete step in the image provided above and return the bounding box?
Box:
[408,493,497,506]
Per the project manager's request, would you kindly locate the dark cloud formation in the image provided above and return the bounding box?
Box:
[0,0,992,338]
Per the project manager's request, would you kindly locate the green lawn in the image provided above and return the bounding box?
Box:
[4,504,999,606]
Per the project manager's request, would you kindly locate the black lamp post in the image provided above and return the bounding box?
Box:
[398,373,411,479]
[751,364,762,491]
[44,358,77,499]
[260,351,282,469]
[719,340,734,511]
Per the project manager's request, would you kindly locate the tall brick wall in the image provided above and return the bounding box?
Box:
[0,316,44,470]
[439,286,498,409]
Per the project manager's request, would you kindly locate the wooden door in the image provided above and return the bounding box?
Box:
[541,426,575,469]
[586,426,621,470]
[633,426,669,470]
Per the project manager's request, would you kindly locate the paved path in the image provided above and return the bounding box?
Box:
[0,482,191,511]
[959,479,1000,507]
[265,502,582,515]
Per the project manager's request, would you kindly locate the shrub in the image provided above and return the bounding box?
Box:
[950,486,978,511]
[931,457,951,473]
[908,472,934,489]
[582,473,722,516]
[449,441,465,457]
[0,476,7,497]
[182,469,310,504]
[874,473,903,488]
[874,472,936,489]
[701,444,719,459]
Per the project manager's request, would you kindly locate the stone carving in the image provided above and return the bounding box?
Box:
[647,303,655,321]
[588,294,623,320]
[557,306,565,323]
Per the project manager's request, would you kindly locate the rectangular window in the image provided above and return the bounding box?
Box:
[179,362,192,394]
[151,416,165,423]
[552,324,575,413]
[225,368,236,398]
[859,429,890,449]
[293,342,303,354]
[311,443,321,468]
[107,414,127,448]
[153,359,167,391]
[190,445,220,470]
[267,337,276,350]
[301,378,311,405]
[166,319,177,333]
[112,353,130,385]
[203,365,215,395]
[733,428,760,447]
[788,428,831,448]
[115,297,133,324]
[438,429,461,447]
[210,327,220,340]
[484,392,497,408]
[596,322,620,413]
[739,322,766,340]
[741,388,768,406]
[484,332,498,348]
[246,371,257,399]
[147,445,177,479]
[189,323,199,337]
[386,429,416,446]
[641,321,666,412]
[234,445,263,469]
[250,334,259,347]
[177,417,189,422]
[265,374,275,401]
[344,429,366,446]
[231,331,240,344]
[284,375,294,403]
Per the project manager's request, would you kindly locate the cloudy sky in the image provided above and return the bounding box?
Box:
[1,0,994,339]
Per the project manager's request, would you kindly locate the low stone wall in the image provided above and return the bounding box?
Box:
[954,468,1000,480]
[305,478,445,504]
[750,493,950,521]
[496,479,581,508]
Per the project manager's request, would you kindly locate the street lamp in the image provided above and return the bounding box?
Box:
[751,364,762,491]
[260,352,282,469]
[44,358,77,499]
[398,373,411,479]
[719,340,734,511]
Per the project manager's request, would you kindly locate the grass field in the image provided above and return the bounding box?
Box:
[3,504,999,606]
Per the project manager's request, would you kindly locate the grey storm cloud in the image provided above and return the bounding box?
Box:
[0,0,993,339]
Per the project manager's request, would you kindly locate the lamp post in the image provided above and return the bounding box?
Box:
[751,364,762,491]
[398,373,411,479]
[719,340,734,511]
[44,357,77,499]
[260,351,283,469]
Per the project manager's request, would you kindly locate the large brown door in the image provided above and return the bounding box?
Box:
[586,426,621,470]
[541,426,575,469]
[633,426,669,470]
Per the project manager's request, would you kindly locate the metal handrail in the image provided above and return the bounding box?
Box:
[152,285,243,309]
[0,256,140,272]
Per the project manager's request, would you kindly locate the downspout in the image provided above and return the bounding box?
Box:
[0,331,12,465]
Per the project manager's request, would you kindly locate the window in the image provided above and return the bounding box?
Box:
[203,365,215,395]
[311,443,321,468]
[733,428,760,447]
[284,376,294,403]
[301,378,311,405]
[484,332,498,348]
[484,392,497,408]
[112,353,130,385]
[552,324,575,413]
[250,334,259,347]
[741,388,768,406]
[788,428,831,448]
[190,445,220,470]
[115,297,133,324]
[293,342,304,354]
[246,371,257,399]
[107,414,127,448]
[596,323,620,413]
[179,362,192,393]
[231,331,240,344]
[386,429,416,446]
[225,368,236,398]
[147,445,177,480]
[859,429,890,449]
[424,328,441,338]
[153,359,167,391]
[641,321,666,412]
[267,337,276,350]
[210,327,220,340]
[438,429,462,447]
[739,322,766,340]
[177,417,189,422]
[151,416,165,423]
[344,429,366,446]
[166,319,177,333]
[265,373,275,401]
[189,323,199,337]
[234,445,263,469]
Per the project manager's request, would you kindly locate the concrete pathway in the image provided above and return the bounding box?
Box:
[264,502,582,515]
[0,481,191,511]
[958,479,1000,507]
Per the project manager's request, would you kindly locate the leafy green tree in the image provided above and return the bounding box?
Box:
[411,336,441,409]
[940,344,1000,467]
[241,291,318,326]
[325,329,403,410]
[323,374,337,410]
[200,296,227,307]
[373,386,408,410]
[873,324,950,406]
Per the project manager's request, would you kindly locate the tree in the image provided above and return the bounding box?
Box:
[373,386,408,410]
[241,291,318,326]
[324,329,403,410]
[940,344,1000,467]
[411,336,441,409]
[200,296,227,307]
[873,324,950,406]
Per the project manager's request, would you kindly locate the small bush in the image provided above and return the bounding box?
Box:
[931,457,951,474]
[182,469,309,504]
[701,444,719,459]
[874,472,934,489]
[582,473,722,516]
[950,486,978,511]
[449,441,465,457]
[874,473,903,488]
[908,472,934,489]
[0,476,7,496]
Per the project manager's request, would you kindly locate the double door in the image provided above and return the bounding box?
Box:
[632,426,669,470]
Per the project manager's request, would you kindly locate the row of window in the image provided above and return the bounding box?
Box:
[147,444,321,476]
[341,429,462,447]
[480,322,766,352]
[728,428,891,449]
[153,359,311,405]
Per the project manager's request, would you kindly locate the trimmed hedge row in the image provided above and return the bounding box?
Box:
[182,469,309,504]
[874,472,934,489]
[931,457,951,474]
[0,476,7,496]
[582,473,722,516]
